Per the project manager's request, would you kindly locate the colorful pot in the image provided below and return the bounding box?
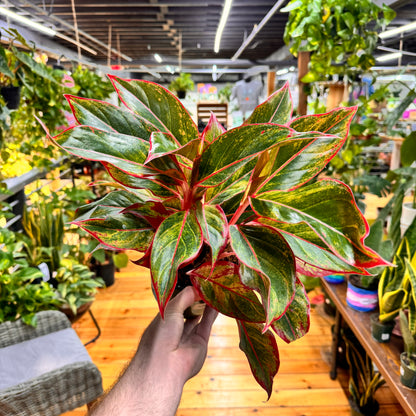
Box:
[346,280,378,312]
[324,274,345,284]
[370,313,395,343]
[400,352,416,389]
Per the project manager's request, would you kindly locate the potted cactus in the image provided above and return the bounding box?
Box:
[42,77,387,398]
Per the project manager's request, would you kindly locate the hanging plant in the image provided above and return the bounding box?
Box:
[43,77,387,398]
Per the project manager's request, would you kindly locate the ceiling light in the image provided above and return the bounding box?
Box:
[0,6,56,37]
[154,53,163,63]
[379,21,416,39]
[376,52,402,62]
[214,0,233,53]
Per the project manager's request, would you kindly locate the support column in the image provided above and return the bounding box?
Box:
[298,51,310,115]
[267,71,276,97]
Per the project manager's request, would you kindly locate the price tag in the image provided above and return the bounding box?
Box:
[37,262,50,282]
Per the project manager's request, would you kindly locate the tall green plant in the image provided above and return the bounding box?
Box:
[45,78,387,398]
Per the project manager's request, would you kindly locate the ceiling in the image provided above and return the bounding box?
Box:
[1,0,416,83]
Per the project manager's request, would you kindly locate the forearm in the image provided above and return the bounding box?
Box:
[90,355,184,416]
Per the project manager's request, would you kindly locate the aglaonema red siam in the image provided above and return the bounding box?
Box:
[45,76,388,398]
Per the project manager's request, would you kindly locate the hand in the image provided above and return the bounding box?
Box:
[90,286,218,416]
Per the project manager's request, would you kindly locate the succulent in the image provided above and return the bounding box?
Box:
[45,77,387,398]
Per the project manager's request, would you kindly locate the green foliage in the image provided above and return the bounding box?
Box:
[168,72,194,93]
[55,258,104,315]
[48,77,387,397]
[71,65,114,99]
[283,0,395,82]
[400,310,416,358]
[343,329,385,411]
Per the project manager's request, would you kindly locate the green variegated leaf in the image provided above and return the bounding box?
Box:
[205,159,256,207]
[74,210,154,251]
[258,132,344,192]
[196,124,290,187]
[290,107,357,138]
[195,204,228,264]
[75,191,146,220]
[379,288,407,323]
[190,261,265,321]
[271,279,310,343]
[257,218,365,276]
[229,224,296,326]
[151,210,203,315]
[245,82,293,125]
[405,258,416,335]
[51,126,155,177]
[105,164,177,198]
[202,113,226,144]
[0,48,13,79]
[237,320,279,399]
[109,75,198,145]
[252,179,387,269]
[66,95,157,139]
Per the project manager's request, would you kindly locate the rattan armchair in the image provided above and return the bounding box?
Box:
[0,310,103,416]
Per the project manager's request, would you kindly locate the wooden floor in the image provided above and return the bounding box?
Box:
[63,256,406,416]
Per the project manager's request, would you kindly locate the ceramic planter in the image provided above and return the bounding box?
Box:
[370,314,395,343]
[346,278,378,312]
[401,202,416,237]
[324,274,345,284]
[400,352,416,389]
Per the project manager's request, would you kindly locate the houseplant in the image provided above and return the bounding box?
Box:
[399,309,416,389]
[343,328,385,416]
[169,72,194,98]
[45,78,387,398]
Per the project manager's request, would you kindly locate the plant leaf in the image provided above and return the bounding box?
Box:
[74,209,154,252]
[201,113,226,144]
[258,218,365,276]
[290,106,357,138]
[271,278,310,343]
[196,124,291,187]
[245,82,293,125]
[195,204,228,265]
[252,179,388,269]
[66,95,157,139]
[121,201,174,229]
[258,132,344,192]
[237,320,279,399]
[109,75,198,145]
[51,126,156,177]
[150,210,203,316]
[189,261,265,322]
[0,47,14,79]
[229,223,296,326]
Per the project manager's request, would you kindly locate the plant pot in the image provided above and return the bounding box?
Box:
[1,85,21,109]
[60,301,93,323]
[346,276,378,312]
[400,352,416,389]
[400,202,416,237]
[324,274,345,284]
[177,90,186,99]
[349,397,379,416]
[94,261,116,287]
[370,313,395,343]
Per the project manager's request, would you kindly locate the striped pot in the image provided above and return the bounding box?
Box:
[346,280,378,312]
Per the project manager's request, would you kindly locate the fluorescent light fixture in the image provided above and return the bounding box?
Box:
[154,53,163,63]
[214,0,233,53]
[379,21,416,39]
[0,6,56,37]
[376,52,402,62]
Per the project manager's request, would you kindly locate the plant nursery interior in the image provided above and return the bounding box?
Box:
[2,0,416,415]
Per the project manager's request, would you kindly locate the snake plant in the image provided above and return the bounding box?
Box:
[44,76,387,398]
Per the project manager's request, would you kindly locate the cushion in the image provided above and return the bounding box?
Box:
[0,328,92,390]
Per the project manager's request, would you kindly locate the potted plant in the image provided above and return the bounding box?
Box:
[283,0,395,84]
[55,258,104,322]
[371,237,409,342]
[343,328,385,415]
[44,78,388,398]
[169,72,194,98]
[399,307,416,389]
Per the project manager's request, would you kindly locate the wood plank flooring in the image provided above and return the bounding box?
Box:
[63,259,406,416]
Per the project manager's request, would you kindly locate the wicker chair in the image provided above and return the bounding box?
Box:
[0,310,103,416]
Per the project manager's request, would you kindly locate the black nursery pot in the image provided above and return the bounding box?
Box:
[349,397,379,416]
[1,86,21,109]
[370,313,395,343]
[400,352,416,389]
[94,261,116,287]
[177,90,186,99]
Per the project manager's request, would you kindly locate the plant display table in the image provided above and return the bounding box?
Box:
[321,278,416,416]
